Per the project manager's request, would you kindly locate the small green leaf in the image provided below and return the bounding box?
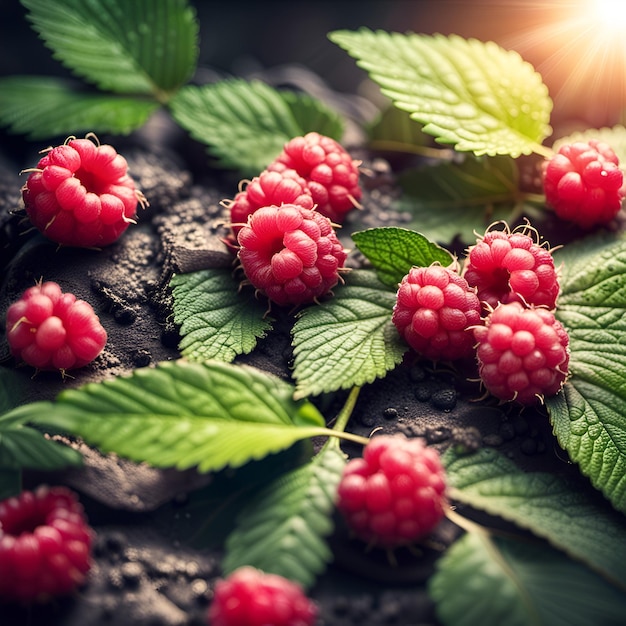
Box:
[352,227,454,288]
[21,0,198,98]
[280,90,344,143]
[0,470,21,500]
[430,531,626,626]
[547,234,626,513]
[0,77,159,140]
[330,29,552,157]
[292,270,405,399]
[444,447,626,587]
[17,360,332,473]
[170,269,273,363]
[222,445,347,588]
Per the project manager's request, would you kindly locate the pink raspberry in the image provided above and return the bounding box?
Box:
[473,301,570,405]
[463,227,559,310]
[237,203,347,307]
[21,134,147,247]
[207,566,318,626]
[543,139,625,229]
[336,434,447,548]
[0,485,94,603]
[392,264,481,361]
[6,280,107,371]
[268,132,362,223]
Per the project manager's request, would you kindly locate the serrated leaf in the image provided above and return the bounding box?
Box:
[291,269,405,399]
[430,531,626,626]
[352,227,454,288]
[13,360,332,473]
[546,234,626,513]
[0,77,159,140]
[280,90,344,143]
[170,269,273,363]
[222,445,346,588]
[552,125,626,165]
[330,29,552,157]
[444,447,626,588]
[21,0,198,97]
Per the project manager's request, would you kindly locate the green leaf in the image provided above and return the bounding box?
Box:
[21,0,198,98]
[280,90,345,143]
[0,470,21,500]
[170,269,273,363]
[352,227,454,288]
[0,77,159,139]
[291,269,405,399]
[444,447,626,588]
[547,234,626,513]
[17,360,332,473]
[329,29,552,157]
[552,125,626,164]
[430,531,626,626]
[222,445,347,588]
[367,104,433,154]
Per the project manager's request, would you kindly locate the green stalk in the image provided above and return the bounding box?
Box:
[324,386,369,450]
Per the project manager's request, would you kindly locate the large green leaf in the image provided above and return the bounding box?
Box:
[547,234,626,513]
[444,447,626,587]
[170,269,273,363]
[291,270,406,399]
[222,445,346,588]
[21,0,198,97]
[430,531,626,626]
[0,77,159,139]
[329,29,552,157]
[10,360,332,473]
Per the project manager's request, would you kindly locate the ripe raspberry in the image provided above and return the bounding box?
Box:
[463,227,559,310]
[473,301,570,405]
[237,203,347,307]
[21,134,147,247]
[0,485,93,603]
[268,132,362,223]
[392,264,481,361]
[207,566,318,626]
[336,434,447,548]
[6,280,107,371]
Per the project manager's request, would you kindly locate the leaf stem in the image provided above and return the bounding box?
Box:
[532,143,554,159]
[325,387,369,449]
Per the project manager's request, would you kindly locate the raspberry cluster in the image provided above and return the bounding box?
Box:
[208,566,317,626]
[0,486,93,603]
[6,280,107,371]
[22,134,147,248]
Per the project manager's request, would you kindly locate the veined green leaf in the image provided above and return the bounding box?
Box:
[547,234,626,513]
[170,269,273,363]
[279,90,344,143]
[292,270,405,399]
[223,445,347,588]
[14,360,331,473]
[0,77,159,139]
[21,0,198,98]
[330,29,552,157]
[430,531,626,626]
[352,227,454,288]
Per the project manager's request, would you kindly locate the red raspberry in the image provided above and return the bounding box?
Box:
[463,227,559,310]
[237,203,347,307]
[21,134,147,247]
[268,132,362,223]
[0,485,93,603]
[336,434,447,548]
[6,280,107,371]
[207,566,318,626]
[543,139,625,229]
[473,301,570,405]
[392,264,481,361]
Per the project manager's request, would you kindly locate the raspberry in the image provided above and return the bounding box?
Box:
[473,301,570,405]
[463,227,559,310]
[392,264,481,361]
[21,134,147,247]
[0,485,93,603]
[543,139,625,229]
[269,132,362,223]
[6,280,107,371]
[207,566,318,626]
[237,203,347,307]
[336,434,447,548]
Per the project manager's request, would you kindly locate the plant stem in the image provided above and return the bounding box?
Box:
[325,386,369,449]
